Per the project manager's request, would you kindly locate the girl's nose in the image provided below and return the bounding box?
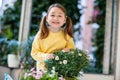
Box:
[53,16,58,20]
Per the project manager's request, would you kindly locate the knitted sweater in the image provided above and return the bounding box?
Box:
[31,30,75,70]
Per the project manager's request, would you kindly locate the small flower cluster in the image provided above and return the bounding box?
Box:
[19,68,65,80]
[24,68,44,79]
[55,56,68,65]
[45,49,90,79]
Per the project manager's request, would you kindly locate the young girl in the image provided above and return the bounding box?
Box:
[31,3,76,70]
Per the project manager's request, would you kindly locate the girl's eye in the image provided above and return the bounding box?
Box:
[58,15,62,17]
[51,15,55,17]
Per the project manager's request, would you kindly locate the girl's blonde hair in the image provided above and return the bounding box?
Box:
[39,3,74,39]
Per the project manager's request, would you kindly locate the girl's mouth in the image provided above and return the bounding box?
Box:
[52,22,59,24]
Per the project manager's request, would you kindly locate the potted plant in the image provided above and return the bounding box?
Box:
[7,40,21,68]
[45,49,90,80]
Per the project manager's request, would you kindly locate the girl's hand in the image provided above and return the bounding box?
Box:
[62,48,70,52]
[46,54,54,60]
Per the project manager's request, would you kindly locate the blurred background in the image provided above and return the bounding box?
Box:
[0,0,119,80]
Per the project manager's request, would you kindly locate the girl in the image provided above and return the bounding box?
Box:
[31,3,76,70]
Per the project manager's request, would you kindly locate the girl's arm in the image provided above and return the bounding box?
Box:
[31,32,53,62]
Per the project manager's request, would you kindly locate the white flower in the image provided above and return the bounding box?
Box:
[49,74,55,77]
[55,56,59,60]
[87,55,91,60]
[59,61,62,64]
[51,70,56,74]
[63,60,67,64]
[71,51,74,54]
[52,67,55,70]
[78,53,82,56]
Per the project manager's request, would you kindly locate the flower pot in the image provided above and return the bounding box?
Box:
[7,54,20,68]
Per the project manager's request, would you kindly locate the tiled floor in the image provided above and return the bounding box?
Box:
[82,73,114,80]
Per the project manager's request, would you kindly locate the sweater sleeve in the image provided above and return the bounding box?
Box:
[65,35,76,49]
[31,32,47,62]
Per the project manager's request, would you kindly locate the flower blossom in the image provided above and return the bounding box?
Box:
[51,69,56,74]
[59,76,65,80]
[52,67,55,70]
[78,53,82,56]
[59,61,62,64]
[71,51,74,54]
[55,56,59,60]
[35,70,44,79]
[63,60,67,64]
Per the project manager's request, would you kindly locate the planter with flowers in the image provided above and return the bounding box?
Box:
[45,49,90,80]
[19,49,89,80]
[19,68,64,80]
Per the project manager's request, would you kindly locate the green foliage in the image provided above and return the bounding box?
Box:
[0,37,8,66]
[0,36,35,68]
[40,73,58,80]
[92,0,106,73]
[1,0,22,39]
[7,40,21,55]
[1,0,81,38]
[3,27,13,39]
[1,0,81,69]
[46,49,89,78]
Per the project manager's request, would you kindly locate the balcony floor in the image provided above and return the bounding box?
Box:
[82,73,114,80]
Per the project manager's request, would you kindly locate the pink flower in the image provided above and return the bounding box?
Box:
[30,68,35,72]
[27,70,36,77]
[59,76,65,80]
[35,70,44,79]
[93,7,100,21]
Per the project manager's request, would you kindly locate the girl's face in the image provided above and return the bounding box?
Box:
[46,7,66,29]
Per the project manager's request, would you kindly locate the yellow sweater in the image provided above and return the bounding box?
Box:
[31,30,75,70]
